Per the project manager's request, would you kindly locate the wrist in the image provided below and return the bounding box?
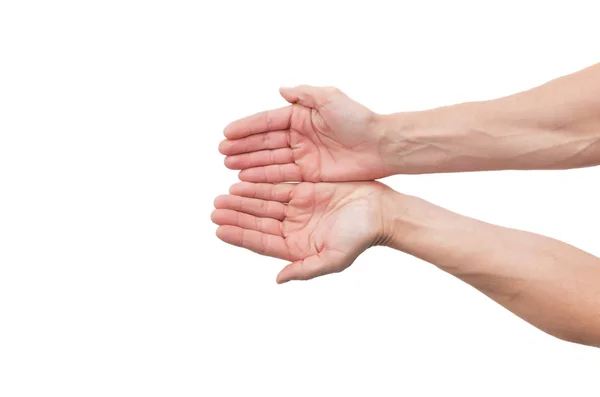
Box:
[376,188,431,252]
[377,188,475,264]
[377,186,505,277]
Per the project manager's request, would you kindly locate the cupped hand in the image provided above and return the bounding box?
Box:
[219,86,389,182]
[211,181,390,283]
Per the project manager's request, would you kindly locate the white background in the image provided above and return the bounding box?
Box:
[1,1,599,396]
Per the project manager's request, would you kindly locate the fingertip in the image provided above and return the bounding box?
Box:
[279,86,296,103]
[224,156,244,170]
[276,263,296,284]
[228,182,245,195]
[215,225,225,240]
[218,140,230,155]
[238,169,251,182]
[276,271,290,284]
[223,122,236,139]
[213,195,228,208]
[211,209,230,226]
[215,225,238,243]
[223,156,235,169]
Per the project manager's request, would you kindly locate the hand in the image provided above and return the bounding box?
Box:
[219,86,389,182]
[211,181,391,283]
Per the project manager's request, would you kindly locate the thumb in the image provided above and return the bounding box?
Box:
[276,250,347,284]
[279,85,342,109]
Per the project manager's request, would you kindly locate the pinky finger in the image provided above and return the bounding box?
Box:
[216,225,290,261]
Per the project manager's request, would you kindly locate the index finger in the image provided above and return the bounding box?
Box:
[224,106,292,139]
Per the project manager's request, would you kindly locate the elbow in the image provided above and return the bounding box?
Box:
[561,335,600,348]
[549,327,600,348]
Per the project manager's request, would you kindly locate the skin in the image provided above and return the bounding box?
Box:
[212,182,600,347]
[215,63,600,347]
[219,87,389,182]
[212,182,388,282]
[220,64,600,179]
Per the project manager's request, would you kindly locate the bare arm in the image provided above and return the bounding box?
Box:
[381,190,600,346]
[220,63,600,182]
[213,179,600,346]
[379,63,600,174]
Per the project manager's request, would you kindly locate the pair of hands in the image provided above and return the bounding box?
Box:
[213,86,398,283]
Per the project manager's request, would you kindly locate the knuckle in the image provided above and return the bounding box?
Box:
[264,110,272,130]
[260,200,268,213]
[260,234,269,254]
[255,216,262,231]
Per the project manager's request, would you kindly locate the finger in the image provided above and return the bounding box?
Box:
[279,85,342,109]
[238,164,303,183]
[229,182,294,203]
[218,130,290,155]
[224,148,294,170]
[224,106,292,139]
[214,194,287,220]
[216,225,290,260]
[276,250,346,284]
[211,209,283,237]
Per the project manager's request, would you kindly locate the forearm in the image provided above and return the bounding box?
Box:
[378,63,600,174]
[381,191,600,346]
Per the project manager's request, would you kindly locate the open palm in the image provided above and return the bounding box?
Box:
[219,86,388,182]
[211,181,388,283]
